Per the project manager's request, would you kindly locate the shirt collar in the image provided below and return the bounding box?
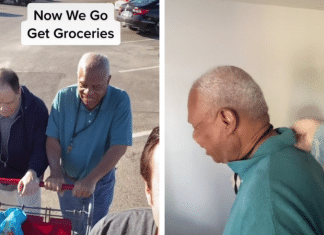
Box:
[227,128,296,177]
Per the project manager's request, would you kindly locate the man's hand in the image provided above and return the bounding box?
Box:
[72,177,97,198]
[292,119,321,152]
[44,172,65,196]
[18,169,39,197]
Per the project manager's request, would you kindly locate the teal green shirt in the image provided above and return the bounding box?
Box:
[225,128,324,235]
[46,85,132,180]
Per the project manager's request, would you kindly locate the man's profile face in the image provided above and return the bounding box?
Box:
[188,89,227,163]
[0,84,20,117]
[78,67,110,110]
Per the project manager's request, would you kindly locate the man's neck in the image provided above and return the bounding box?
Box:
[239,123,276,160]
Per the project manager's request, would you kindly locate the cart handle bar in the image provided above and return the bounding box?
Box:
[0,178,74,190]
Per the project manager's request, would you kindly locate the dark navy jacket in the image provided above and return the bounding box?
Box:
[0,86,49,179]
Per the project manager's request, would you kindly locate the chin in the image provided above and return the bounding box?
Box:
[0,113,10,117]
[82,99,97,109]
[210,154,227,164]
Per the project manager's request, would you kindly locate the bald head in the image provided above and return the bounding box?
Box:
[191,66,269,121]
[78,52,110,80]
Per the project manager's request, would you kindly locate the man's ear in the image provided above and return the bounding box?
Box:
[144,182,152,207]
[107,75,112,85]
[218,108,238,134]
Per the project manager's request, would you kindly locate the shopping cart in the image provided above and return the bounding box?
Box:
[0,178,93,235]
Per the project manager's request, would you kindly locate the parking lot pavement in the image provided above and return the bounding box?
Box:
[0,0,159,214]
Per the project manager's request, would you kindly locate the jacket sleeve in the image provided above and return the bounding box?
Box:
[28,101,49,178]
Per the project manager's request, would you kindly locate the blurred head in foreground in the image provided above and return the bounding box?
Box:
[140,126,160,229]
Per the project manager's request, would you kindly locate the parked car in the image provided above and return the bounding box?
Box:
[0,0,34,5]
[117,0,159,35]
[115,0,129,10]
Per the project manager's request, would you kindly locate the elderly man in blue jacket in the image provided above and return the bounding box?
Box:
[0,68,48,211]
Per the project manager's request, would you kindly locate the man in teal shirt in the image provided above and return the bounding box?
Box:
[187,66,324,234]
[45,53,132,234]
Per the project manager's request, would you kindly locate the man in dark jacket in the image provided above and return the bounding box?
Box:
[0,68,48,211]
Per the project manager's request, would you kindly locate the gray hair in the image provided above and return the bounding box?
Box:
[192,66,268,119]
[77,52,110,78]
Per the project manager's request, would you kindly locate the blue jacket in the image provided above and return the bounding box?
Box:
[0,86,49,178]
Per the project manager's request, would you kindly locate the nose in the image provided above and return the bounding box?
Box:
[83,88,89,95]
[83,88,94,97]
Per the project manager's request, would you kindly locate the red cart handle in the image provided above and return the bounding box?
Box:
[0,178,74,190]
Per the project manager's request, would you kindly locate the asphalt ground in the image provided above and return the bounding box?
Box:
[0,0,159,215]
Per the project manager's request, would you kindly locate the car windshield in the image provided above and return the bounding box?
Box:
[129,0,156,5]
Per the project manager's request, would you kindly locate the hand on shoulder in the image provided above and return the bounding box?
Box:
[292,119,322,152]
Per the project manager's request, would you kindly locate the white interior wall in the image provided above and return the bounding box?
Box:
[165,1,324,234]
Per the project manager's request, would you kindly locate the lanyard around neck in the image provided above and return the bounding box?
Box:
[234,124,274,194]
[67,99,103,153]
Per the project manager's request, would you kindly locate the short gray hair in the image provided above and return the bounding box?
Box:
[77,52,110,78]
[192,66,268,119]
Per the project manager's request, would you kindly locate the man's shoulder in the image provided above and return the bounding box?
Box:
[103,86,131,111]
[108,86,130,101]
[91,208,155,235]
[267,140,324,206]
[110,207,153,218]
[21,86,48,115]
[104,208,153,226]
[54,85,78,104]
[270,144,322,175]
[263,127,321,176]
[57,84,77,97]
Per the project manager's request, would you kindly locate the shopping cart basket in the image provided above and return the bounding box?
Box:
[0,178,93,235]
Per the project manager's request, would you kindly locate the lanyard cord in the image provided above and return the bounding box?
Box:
[234,124,273,194]
[69,99,103,149]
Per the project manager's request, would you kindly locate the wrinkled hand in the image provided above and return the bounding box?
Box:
[18,169,40,197]
[72,177,97,198]
[44,172,65,196]
[292,119,321,152]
